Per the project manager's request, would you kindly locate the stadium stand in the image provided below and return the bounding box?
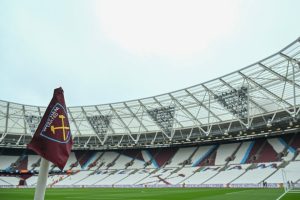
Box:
[184,166,220,184]
[27,155,41,171]
[96,169,135,185]
[231,162,280,184]
[164,147,197,167]
[115,169,153,185]
[0,37,300,190]
[72,171,110,186]
[1,135,300,187]
[229,141,253,164]
[145,148,177,168]
[0,155,18,170]
[190,145,216,166]
[0,177,19,185]
[265,161,300,183]
[215,143,240,165]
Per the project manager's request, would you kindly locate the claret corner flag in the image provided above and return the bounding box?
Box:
[28,87,73,170]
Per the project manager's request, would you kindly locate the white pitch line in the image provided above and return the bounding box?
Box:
[225,189,257,195]
[64,197,118,199]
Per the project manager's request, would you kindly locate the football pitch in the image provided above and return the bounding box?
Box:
[0,188,299,200]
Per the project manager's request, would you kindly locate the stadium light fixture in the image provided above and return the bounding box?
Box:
[267,119,272,128]
[224,130,229,136]
[214,87,248,121]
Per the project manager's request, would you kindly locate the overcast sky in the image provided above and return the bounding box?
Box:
[0,0,300,106]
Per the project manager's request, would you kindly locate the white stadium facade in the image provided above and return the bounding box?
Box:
[0,37,300,189]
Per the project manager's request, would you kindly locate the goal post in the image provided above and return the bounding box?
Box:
[282,168,300,193]
[277,168,300,200]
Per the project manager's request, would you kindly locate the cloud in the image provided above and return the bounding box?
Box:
[96,0,239,58]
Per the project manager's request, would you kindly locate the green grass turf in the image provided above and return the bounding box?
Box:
[0,188,299,200]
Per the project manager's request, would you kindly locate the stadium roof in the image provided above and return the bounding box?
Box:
[1,37,300,149]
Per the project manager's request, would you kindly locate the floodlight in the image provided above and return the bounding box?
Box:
[267,119,272,128]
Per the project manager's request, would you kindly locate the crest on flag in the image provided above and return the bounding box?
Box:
[40,103,71,143]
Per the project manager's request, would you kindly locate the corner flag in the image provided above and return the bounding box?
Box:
[28,87,73,170]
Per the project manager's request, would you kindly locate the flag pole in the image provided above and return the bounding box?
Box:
[34,158,50,200]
